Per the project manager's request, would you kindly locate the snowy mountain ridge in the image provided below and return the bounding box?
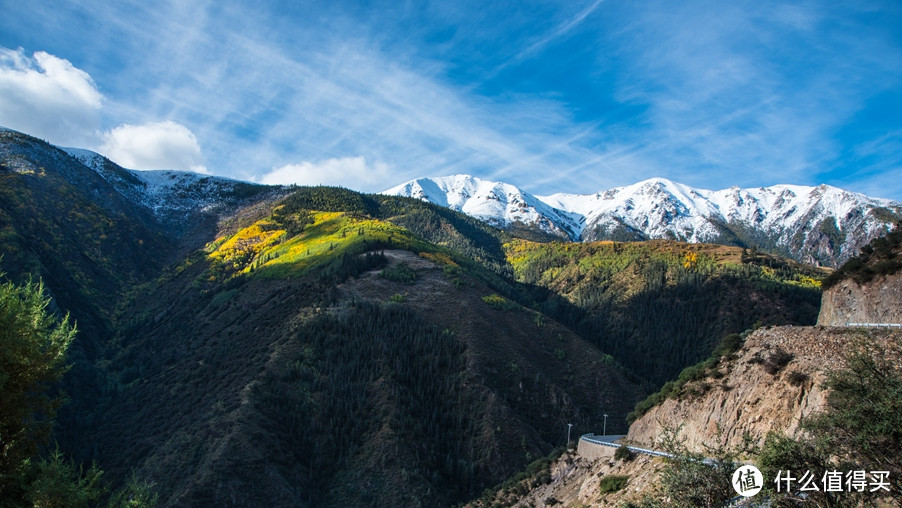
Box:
[61,146,274,230]
[384,174,583,238]
[384,175,902,266]
[35,131,902,267]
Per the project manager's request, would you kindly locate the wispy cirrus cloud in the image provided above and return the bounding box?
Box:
[593,2,902,193]
[59,2,594,191]
[493,0,605,72]
[1,0,900,199]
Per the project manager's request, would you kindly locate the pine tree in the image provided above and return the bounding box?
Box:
[0,275,76,503]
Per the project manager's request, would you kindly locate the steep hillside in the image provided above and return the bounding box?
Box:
[0,128,276,456]
[7,127,887,506]
[0,130,175,443]
[0,130,169,298]
[818,224,902,325]
[626,326,901,451]
[385,175,902,267]
[476,327,901,507]
[504,239,824,388]
[90,201,642,506]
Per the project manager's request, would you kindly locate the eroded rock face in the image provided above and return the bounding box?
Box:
[817,273,902,325]
[626,326,901,453]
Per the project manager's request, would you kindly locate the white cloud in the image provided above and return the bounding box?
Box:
[0,47,103,146]
[100,121,207,172]
[259,156,390,190]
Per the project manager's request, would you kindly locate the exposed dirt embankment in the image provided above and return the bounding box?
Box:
[817,272,902,325]
[626,326,901,453]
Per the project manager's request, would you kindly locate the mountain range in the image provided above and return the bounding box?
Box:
[0,126,891,506]
[5,124,899,268]
[384,174,902,267]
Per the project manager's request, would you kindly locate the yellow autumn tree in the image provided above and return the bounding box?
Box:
[682,251,699,270]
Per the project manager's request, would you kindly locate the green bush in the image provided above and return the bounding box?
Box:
[481,294,521,312]
[656,426,739,508]
[0,276,75,500]
[822,224,902,289]
[712,333,741,358]
[599,474,629,494]
[26,449,104,508]
[379,262,418,284]
[614,444,634,462]
[627,333,743,422]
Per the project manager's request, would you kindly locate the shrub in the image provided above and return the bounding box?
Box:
[786,370,809,386]
[822,223,902,289]
[757,344,902,505]
[379,262,417,284]
[763,348,793,375]
[712,333,742,358]
[27,450,104,508]
[481,294,521,312]
[656,425,739,508]
[598,475,629,494]
[614,444,634,462]
[628,332,749,422]
[0,276,76,499]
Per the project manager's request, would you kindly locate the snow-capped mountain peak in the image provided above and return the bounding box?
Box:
[383,174,582,238]
[384,174,902,266]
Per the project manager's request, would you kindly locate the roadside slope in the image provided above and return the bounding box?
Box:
[626,325,901,451]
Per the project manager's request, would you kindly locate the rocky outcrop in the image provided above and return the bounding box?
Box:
[626,326,901,453]
[817,272,902,325]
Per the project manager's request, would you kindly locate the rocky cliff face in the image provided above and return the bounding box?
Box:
[817,273,902,325]
[626,326,901,452]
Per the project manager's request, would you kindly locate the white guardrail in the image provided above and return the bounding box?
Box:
[579,433,674,459]
[845,322,902,328]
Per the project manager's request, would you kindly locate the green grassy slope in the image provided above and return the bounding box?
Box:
[504,239,825,388]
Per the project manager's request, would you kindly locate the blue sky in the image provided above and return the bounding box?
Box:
[1,0,901,200]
